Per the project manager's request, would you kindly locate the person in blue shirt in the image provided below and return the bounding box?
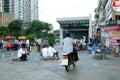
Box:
[13,39,18,50]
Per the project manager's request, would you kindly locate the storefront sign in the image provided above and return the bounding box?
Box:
[105,20,117,26]
[101,25,120,48]
[112,0,120,12]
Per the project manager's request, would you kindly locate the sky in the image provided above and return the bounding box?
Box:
[38,0,98,30]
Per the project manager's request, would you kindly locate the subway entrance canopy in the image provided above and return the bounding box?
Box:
[56,16,92,45]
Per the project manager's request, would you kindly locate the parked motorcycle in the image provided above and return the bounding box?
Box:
[87,43,103,55]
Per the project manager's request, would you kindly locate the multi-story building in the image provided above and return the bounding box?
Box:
[0,0,14,26]
[9,0,15,14]
[0,0,2,12]
[97,0,120,25]
[31,0,38,21]
[0,0,39,26]
[25,0,31,22]
[14,0,38,22]
[96,0,120,48]
[2,0,10,13]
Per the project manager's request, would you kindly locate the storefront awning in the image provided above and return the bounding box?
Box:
[18,36,27,39]
[5,36,16,39]
[56,17,89,29]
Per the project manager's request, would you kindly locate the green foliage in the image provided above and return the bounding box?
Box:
[27,34,35,41]
[0,19,55,44]
[8,19,23,36]
[26,20,53,38]
[0,26,9,37]
[54,29,60,40]
[48,33,55,44]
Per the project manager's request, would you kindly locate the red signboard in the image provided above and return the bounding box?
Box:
[101,25,120,48]
[112,0,120,12]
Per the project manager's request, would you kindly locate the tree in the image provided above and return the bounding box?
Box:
[48,33,55,44]
[0,26,9,37]
[8,19,23,37]
[54,29,60,44]
[27,34,35,41]
[25,20,53,38]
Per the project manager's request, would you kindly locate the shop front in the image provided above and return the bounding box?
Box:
[101,24,120,48]
[56,16,92,45]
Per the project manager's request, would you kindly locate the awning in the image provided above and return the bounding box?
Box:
[56,17,89,29]
[5,36,16,39]
[18,36,27,39]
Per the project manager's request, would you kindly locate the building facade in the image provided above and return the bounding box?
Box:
[31,0,38,21]
[0,0,14,26]
[14,0,38,22]
[57,15,92,45]
[96,0,120,48]
[97,0,120,25]
[0,0,39,26]
[0,0,2,12]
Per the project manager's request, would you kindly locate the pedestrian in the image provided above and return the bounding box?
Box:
[25,38,30,51]
[79,37,83,50]
[36,38,42,52]
[17,43,29,61]
[1,39,7,52]
[105,38,110,54]
[13,39,19,50]
[48,44,60,60]
[40,43,48,59]
[115,39,120,57]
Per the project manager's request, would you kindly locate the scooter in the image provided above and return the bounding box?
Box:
[61,52,79,71]
[87,43,103,54]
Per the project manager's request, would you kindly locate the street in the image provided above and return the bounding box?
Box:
[0,45,120,80]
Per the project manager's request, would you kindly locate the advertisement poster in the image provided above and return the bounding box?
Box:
[101,25,120,48]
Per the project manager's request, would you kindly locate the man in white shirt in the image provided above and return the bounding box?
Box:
[48,44,59,60]
[40,44,48,58]
[17,43,29,61]
[63,33,74,54]
[63,33,79,62]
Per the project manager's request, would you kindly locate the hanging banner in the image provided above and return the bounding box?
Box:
[101,25,120,48]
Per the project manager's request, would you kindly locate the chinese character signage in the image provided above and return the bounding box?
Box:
[112,0,120,12]
[101,25,120,48]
